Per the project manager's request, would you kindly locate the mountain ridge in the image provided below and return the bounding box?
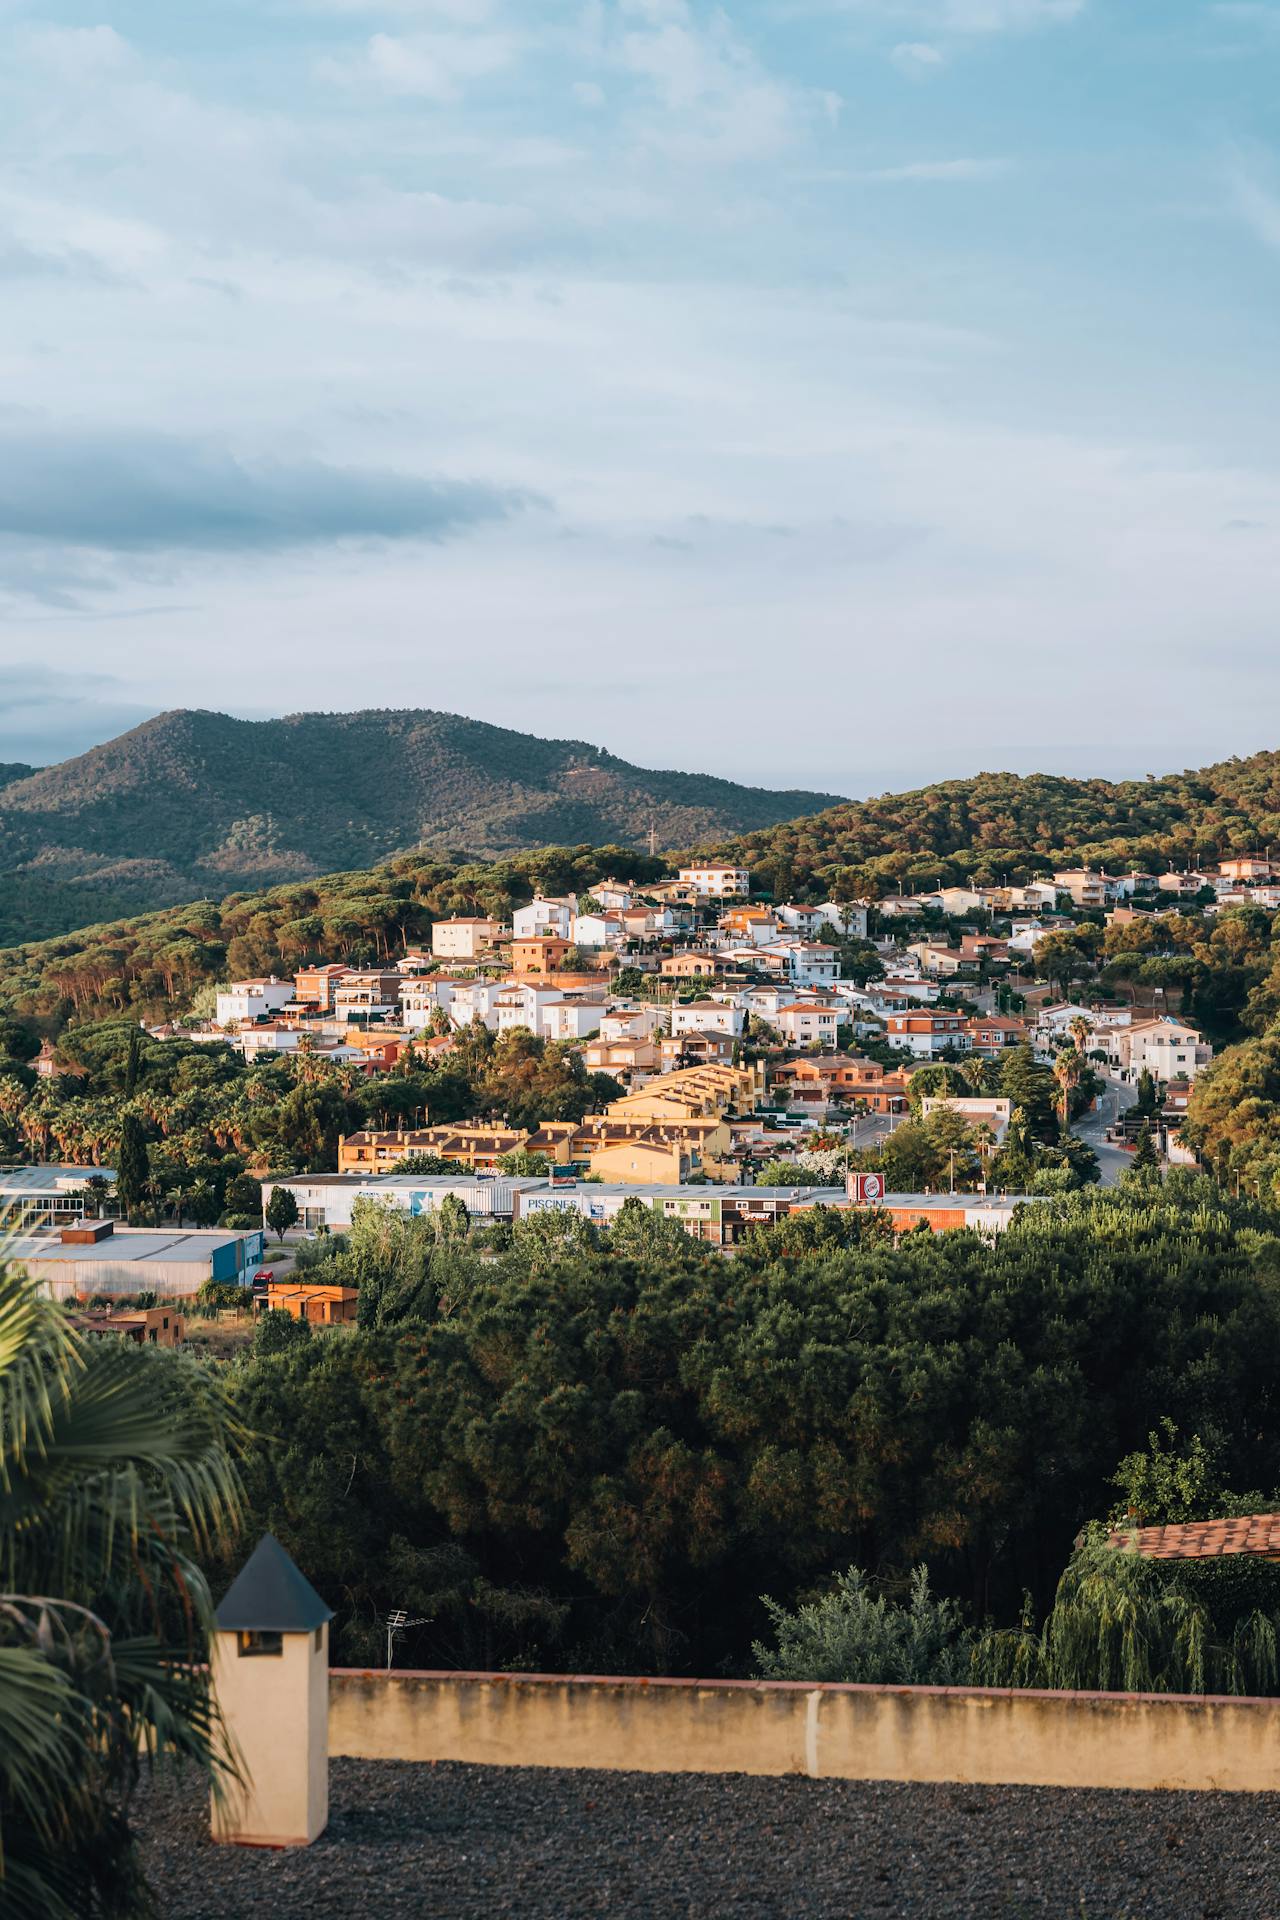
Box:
[0,707,845,943]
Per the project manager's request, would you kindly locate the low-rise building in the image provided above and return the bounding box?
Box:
[775,1003,840,1049]
[512,897,576,940]
[918,1096,1013,1145]
[11,1222,265,1300]
[215,977,296,1026]
[885,1010,970,1058]
[510,936,574,976]
[294,964,350,1011]
[678,864,750,899]
[669,1000,745,1039]
[337,1127,529,1173]
[259,1282,359,1326]
[431,918,504,960]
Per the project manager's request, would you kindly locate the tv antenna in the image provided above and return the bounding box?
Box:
[384,1607,430,1671]
[647,819,659,859]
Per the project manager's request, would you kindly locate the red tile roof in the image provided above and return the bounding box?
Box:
[1106,1514,1280,1560]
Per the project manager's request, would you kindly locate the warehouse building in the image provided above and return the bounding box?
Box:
[10,1221,266,1301]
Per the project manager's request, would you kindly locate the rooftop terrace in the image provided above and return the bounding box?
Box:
[135,1758,1279,1920]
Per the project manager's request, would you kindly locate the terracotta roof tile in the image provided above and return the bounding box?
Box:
[1106,1514,1280,1561]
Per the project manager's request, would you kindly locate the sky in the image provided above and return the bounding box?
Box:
[3,1,1280,796]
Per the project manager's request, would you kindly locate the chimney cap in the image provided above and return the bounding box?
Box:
[215,1533,333,1632]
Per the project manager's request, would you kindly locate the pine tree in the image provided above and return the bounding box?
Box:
[124,1027,142,1095]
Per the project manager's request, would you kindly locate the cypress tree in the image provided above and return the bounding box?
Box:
[115,1114,150,1222]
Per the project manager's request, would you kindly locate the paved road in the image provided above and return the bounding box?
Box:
[1076,1079,1139,1187]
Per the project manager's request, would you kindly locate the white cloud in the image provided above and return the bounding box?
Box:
[1227,152,1280,249]
[834,0,1083,31]
[857,156,1010,180]
[610,4,834,163]
[891,40,945,72]
[572,79,607,107]
[321,26,520,100]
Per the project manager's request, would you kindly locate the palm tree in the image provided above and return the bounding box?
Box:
[0,1261,245,1917]
[1053,1046,1083,1134]
[1068,1013,1092,1060]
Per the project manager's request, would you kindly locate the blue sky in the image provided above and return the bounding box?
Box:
[2,1,1280,794]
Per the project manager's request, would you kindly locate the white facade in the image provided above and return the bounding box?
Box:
[669,1001,746,1038]
[399,978,451,1031]
[776,1004,839,1048]
[431,918,502,960]
[495,984,564,1036]
[599,1003,665,1042]
[678,865,750,899]
[543,999,606,1042]
[448,981,504,1031]
[215,978,295,1026]
[1109,1018,1212,1084]
[774,940,840,986]
[512,897,575,940]
[816,901,869,940]
[572,913,626,950]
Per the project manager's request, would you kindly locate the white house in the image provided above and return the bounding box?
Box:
[919,1096,1013,1146]
[816,901,869,939]
[934,887,984,916]
[236,1027,364,1065]
[776,1003,840,1049]
[512,897,575,940]
[876,894,943,917]
[669,1001,746,1039]
[431,918,503,960]
[678,864,750,899]
[774,904,826,938]
[593,881,636,911]
[400,977,462,1031]
[572,912,626,950]
[599,1003,665,1042]
[495,983,565,1037]
[448,981,505,1031]
[1108,1017,1212,1084]
[214,978,295,1027]
[542,998,606,1042]
[773,940,840,986]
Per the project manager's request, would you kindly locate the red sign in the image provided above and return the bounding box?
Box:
[847,1173,886,1206]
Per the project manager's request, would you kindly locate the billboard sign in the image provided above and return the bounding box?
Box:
[847,1172,886,1206]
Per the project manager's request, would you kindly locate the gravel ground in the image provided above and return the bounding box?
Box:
[134,1759,1280,1920]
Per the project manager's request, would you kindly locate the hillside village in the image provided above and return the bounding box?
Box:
[29,853,1223,1274]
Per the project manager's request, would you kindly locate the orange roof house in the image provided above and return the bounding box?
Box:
[1106,1515,1280,1561]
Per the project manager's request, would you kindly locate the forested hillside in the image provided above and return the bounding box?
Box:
[0,843,663,1043]
[717,755,1280,901]
[0,707,842,943]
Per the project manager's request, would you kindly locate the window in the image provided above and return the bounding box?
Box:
[237,1630,283,1657]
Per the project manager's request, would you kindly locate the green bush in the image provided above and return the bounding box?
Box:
[754,1567,975,1686]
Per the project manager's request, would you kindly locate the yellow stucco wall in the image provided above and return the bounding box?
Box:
[327,1671,1280,1794]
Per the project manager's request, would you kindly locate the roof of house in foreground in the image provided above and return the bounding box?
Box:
[1107,1514,1280,1560]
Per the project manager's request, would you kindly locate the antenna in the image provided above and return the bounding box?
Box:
[384,1607,430,1671]
[647,819,658,859]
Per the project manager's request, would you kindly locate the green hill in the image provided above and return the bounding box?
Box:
[0,708,843,943]
[713,757,1280,900]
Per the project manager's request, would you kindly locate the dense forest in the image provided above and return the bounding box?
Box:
[712,751,1280,901]
[223,1177,1280,1680]
[0,708,841,941]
